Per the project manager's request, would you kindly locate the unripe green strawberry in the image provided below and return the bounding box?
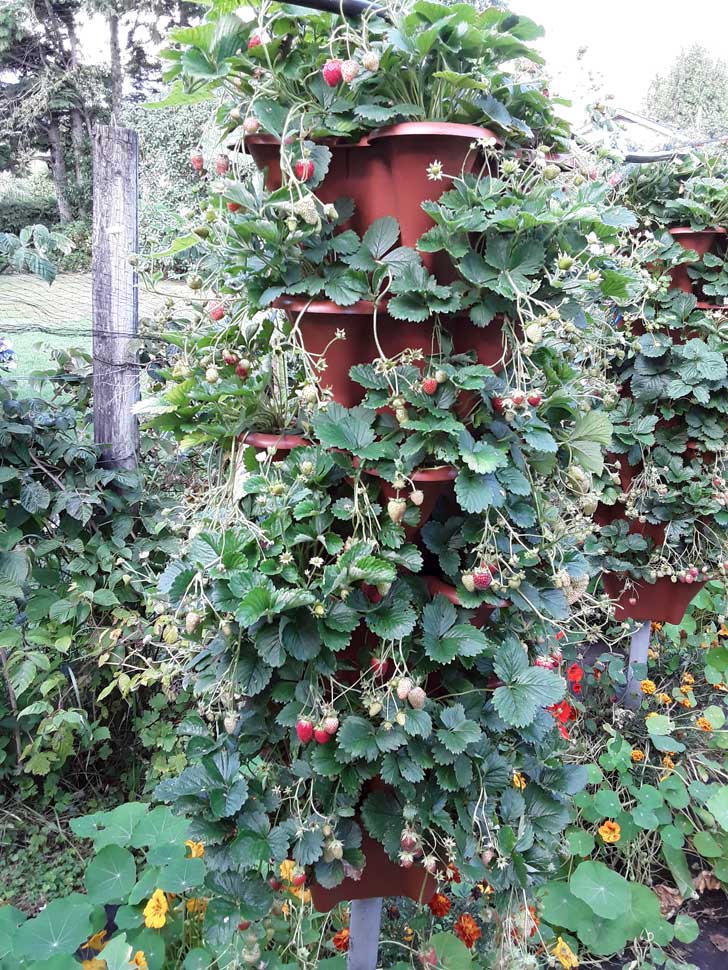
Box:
[387,498,407,524]
[461,572,476,592]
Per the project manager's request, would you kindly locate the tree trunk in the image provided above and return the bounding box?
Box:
[109,13,123,118]
[46,116,74,224]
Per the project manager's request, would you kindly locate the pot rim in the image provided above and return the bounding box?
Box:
[240,430,311,448]
[353,458,457,482]
[368,121,502,144]
[245,133,370,148]
[669,226,727,236]
[275,295,381,315]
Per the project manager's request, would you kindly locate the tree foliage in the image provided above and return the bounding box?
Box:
[645,45,728,139]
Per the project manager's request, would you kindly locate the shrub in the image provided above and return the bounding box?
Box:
[0,172,57,235]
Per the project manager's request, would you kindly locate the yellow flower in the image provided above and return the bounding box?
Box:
[185,840,204,859]
[553,936,579,968]
[681,698,692,709]
[512,772,527,790]
[279,859,296,883]
[650,622,662,632]
[696,717,713,732]
[288,884,312,905]
[640,679,656,695]
[630,749,644,762]
[657,693,672,705]
[186,898,208,916]
[598,821,621,844]
[84,930,107,953]
[143,889,169,929]
[403,925,414,943]
[679,685,692,696]
[681,672,695,685]
[719,624,728,637]
[130,952,147,970]
[662,755,675,770]
[646,711,658,720]
[82,961,106,970]
[647,648,659,660]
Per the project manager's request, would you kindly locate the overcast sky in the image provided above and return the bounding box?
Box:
[515,0,728,111]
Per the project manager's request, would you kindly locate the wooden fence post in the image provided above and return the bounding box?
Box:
[92,125,139,470]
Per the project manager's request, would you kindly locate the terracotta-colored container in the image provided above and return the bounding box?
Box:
[424,575,504,628]
[276,298,506,407]
[240,430,311,459]
[602,574,703,625]
[245,134,390,236]
[310,828,435,912]
[668,227,726,294]
[361,465,457,540]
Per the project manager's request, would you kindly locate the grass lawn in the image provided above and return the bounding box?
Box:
[1,271,190,377]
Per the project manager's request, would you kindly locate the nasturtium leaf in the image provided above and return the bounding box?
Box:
[84,845,137,904]
[130,805,190,848]
[673,914,699,944]
[157,857,205,893]
[570,861,630,919]
[15,896,96,960]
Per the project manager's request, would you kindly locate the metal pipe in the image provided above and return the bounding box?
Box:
[288,0,387,19]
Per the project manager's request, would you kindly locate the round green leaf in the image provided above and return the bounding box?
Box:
[184,949,214,970]
[593,789,621,817]
[84,845,137,904]
[693,830,722,858]
[570,861,631,919]
[673,913,699,944]
[15,896,95,960]
[565,828,595,857]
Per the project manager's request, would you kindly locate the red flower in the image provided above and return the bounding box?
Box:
[555,630,566,641]
[571,682,582,695]
[454,914,482,949]
[428,893,451,917]
[547,700,576,724]
[566,663,583,683]
[445,863,461,884]
[333,928,350,952]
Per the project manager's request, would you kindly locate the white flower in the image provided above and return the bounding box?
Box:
[426,160,444,181]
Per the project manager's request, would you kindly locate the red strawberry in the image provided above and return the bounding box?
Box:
[238,920,250,931]
[527,390,542,407]
[236,361,249,379]
[472,568,492,590]
[371,655,390,678]
[248,33,262,49]
[421,377,438,395]
[322,59,343,86]
[209,301,225,321]
[226,201,242,212]
[294,158,315,181]
[492,396,506,413]
[362,582,382,603]
[511,390,525,407]
[190,149,204,171]
[314,726,331,744]
[269,876,282,891]
[215,153,229,175]
[296,718,314,744]
[400,830,417,851]
[291,870,306,887]
[222,350,238,366]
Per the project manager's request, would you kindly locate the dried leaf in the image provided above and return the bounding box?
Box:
[709,932,728,953]
[654,883,683,917]
[694,870,721,894]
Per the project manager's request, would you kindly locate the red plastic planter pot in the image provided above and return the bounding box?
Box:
[245,134,389,236]
[602,573,703,625]
[240,431,311,459]
[361,465,457,540]
[668,227,726,294]
[310,828,435,912]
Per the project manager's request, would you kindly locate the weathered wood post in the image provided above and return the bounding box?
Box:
[92,125,139,470]
[347,897,383,970]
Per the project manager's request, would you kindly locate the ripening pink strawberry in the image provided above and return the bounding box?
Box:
[421,376,438,395]
[407,686,426,709]
[361,50,379,73]
[396,678,413,700]
[322,59,343,86]
[243,117,260,135]
[472,568,492,590]
[511,390,525,406]
[492,396,505,413]
[296,718,314,744]
[400,830,417,851]
[323,715,339,735]
[209,301,225,321]
[222,350,238,366]
[227,201,242,212]
[190,149,204,171]
[215,153,230,175]
[398,851,414,869]
[248,33,263,49]
[371,655,390,678]
[294,158,315,181]
[340,59,359,83]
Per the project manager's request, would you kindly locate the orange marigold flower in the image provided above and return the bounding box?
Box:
[445,863,461,884]
[697,717,713,732]
[657,693,672,704]
[333,928,350,952]
[512,771,527,790]
[650,622,662,632]
[428,893,452,918]
[719,624,728,637]
[279,859,296,883]
[631,749,644,762]
[598,821,621,844]
[681,698,692,709]
[454,913,482,949]
[640,679,656,695]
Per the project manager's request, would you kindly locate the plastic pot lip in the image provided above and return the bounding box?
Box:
[275,295,380,315]
[354,459,458,482]
[423,575,508,610]
[697,301,728,310]
[368,121,502,143]
[245,133,370,148]
[240,430,311,448]
[669,226,727,236]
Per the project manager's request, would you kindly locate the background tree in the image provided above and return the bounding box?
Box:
[645,44,728,140]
